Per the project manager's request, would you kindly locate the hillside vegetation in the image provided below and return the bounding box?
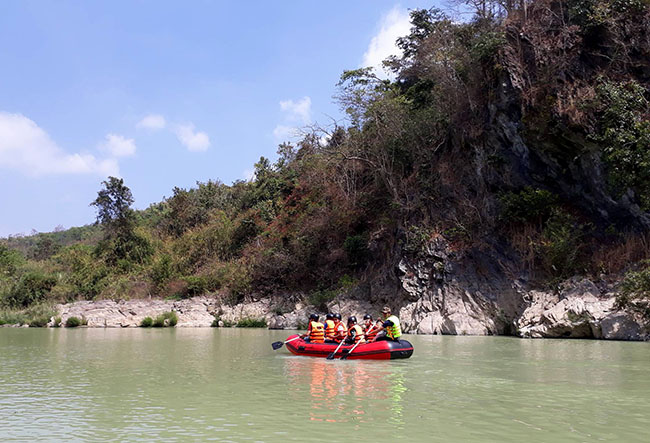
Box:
[2,0,650,323]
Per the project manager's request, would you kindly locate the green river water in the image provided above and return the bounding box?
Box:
[1,328,649,442]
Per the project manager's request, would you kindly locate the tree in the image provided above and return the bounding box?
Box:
[91,177,152,265]
[91,177,136,238]
[0,244,24,279]
[32,236,60,261]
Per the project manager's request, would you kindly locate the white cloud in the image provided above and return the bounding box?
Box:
[362,6,411,75]
[174,123,210,152]
[279,96,312,124]
[136,114,166,130]
[273,124,300,141]
[0,112,119,177]
[100,133,136,158]
[273,96,312,142]
[242,168,255,181]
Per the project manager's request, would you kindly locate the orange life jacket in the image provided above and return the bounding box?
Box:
[348,324,365,343]
[334,321,346,341]
[325,319,336,339]
[364,322,378,341]
[308,321,325,343]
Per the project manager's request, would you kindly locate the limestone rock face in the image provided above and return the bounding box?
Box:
[42,238,648,341]
[394,237,647,340]
[397,236,505,336]
[514,279,646,340]
[50,296,311,330]
[600,312,644,340]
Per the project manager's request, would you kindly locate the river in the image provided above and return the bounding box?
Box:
[1,328,648,442]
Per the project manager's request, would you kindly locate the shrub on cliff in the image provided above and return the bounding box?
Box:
[616,263,650,319]
[539,210,588,278]
[589,80,650,210]
[500,188,559,225]
[140,316,153,327]
[308,289,336,312]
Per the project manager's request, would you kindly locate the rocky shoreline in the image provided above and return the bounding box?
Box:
[5,236,647,341]
[8,277,644,341]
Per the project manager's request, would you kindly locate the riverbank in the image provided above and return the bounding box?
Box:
[2,276,647,341]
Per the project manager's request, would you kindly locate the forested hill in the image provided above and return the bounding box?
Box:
[2,0,650,323]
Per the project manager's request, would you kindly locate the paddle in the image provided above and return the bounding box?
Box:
[271,336,301,350]
[341,324,376,360]
[326,338,346,360]
[340,339,363,360]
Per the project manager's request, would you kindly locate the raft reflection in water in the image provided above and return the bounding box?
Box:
[283,357,407,425]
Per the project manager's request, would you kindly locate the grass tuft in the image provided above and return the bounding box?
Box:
[65,316,82,327]
[152,311,178,327]
[236,317,267,328]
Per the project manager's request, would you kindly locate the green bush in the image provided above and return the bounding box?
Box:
[140,316,153,327]
[308,289,336,312]
[53,316,62,327]
[211,316,234,327]
[569,0,648,26]
[590,80,650,210]
[0,304,56,326]
[0,244,24,278]
[616,263,650,319]
[3,271,57,308]
[343,234,368,266]
[150,254,174,291]
[539,210,586,278]
[182,276,207,298]
[236,317,267,328]
[500,187,559,224]
[152,311,178,327]
[0,310,27,326]
[65,316,83,328]
[54,245,109,300]
[403,226,432,253]
[29,315,50,327]
[471,30,506,63]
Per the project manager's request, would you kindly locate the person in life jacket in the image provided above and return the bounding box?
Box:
[301,313,325,343]
[371,306,402,342]
[324,313,337,342]
[333,313,346,342]
[345,316,366,344]
[362,314,379,342]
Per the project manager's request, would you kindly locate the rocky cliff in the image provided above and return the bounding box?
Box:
[38,235,646,341]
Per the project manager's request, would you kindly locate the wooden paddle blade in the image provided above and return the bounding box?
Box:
[271,341,284,350]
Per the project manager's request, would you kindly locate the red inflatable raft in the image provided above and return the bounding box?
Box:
[284,334,414,360]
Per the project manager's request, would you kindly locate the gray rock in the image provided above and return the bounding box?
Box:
[601,313,645,340]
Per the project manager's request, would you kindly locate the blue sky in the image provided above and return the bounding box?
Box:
[0,0,437,237]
